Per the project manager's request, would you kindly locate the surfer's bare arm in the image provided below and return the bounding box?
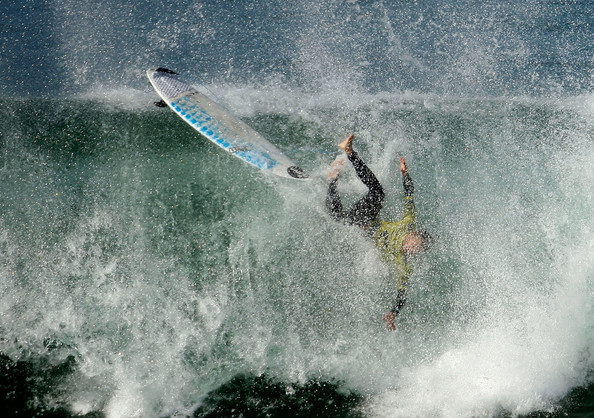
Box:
[400,157,414,197]
[382,289,407,331]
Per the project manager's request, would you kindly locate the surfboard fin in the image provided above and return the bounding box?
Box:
[156,68,178,75]
[287,166,308,179]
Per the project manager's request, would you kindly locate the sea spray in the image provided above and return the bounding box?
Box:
[1,0,593,415]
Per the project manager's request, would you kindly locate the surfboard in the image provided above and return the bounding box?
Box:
[147,68,308,179]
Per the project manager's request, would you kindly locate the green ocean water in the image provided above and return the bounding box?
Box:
[0,91,592,417]
[2,0,594,414]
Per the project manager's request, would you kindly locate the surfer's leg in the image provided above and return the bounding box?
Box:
[346,151,385,226]
[326,155,347,221]
[349,151,383,195]
[326,178,346,221]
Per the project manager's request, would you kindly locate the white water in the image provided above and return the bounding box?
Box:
[0,88,592,417]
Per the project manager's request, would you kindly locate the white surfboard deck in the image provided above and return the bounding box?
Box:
[147,68,308,180]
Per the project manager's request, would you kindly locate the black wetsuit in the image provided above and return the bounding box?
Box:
[326,151,385,228]
[326,152,416,318]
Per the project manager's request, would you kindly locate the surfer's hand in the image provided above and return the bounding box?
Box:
[399,157,408,175]
[382,312,397,331]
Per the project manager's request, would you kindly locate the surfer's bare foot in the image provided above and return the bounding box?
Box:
[328,154,346,181]
[338,134,354,155]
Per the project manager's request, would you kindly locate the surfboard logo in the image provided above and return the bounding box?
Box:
[228,146,250,154]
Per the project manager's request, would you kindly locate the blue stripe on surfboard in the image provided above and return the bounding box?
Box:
[170,98,278,170]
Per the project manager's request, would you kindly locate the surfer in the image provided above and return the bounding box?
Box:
[326,134,432,331]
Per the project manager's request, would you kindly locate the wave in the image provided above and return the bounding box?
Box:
[0,89,592,416]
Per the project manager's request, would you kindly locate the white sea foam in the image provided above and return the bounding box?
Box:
[0,84,592,417]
